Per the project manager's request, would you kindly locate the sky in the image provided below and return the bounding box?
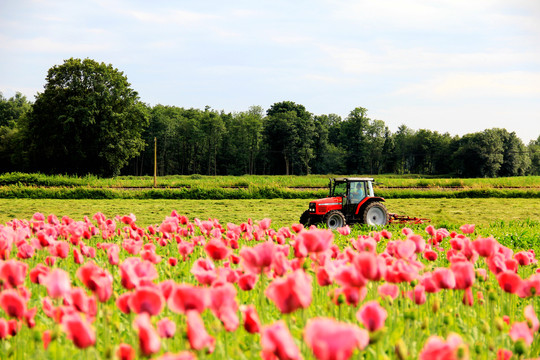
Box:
[1,0,539,143]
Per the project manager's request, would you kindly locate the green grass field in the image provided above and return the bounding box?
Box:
[1,197,539,231]
[1,172,539,189]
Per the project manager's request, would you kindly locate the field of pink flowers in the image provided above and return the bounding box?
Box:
[0,211,539,359]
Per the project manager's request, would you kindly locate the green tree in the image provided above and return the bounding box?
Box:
[264,101,314,175]
[0,92,32,171]
[391,125,415,174]
[499,130,530,176]
[339,107,370,173]
[25,58,149,176]
[528,136,540,175]
[0,92,32,128]
[219,106,263,175]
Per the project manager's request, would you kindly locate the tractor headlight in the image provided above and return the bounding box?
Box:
[309,202,316,212]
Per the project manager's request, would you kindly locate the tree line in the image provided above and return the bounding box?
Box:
[1,58,539,177]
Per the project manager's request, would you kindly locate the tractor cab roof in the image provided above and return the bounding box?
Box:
[331,177,374,182]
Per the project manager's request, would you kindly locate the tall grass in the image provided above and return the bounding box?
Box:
[1,172,539,189]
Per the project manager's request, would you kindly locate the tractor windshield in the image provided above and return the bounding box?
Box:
[332,181,347,197]
[349,182,366,203]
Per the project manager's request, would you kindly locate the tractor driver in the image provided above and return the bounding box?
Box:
[349,182,365,203]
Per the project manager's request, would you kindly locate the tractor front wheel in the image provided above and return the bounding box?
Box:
[363,202,389,226]
[299,210,312,227]
[324,210,346,230]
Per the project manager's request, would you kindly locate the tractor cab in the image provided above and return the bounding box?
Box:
[300,177,388,229]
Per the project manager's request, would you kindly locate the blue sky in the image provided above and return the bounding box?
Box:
[1,0,539,142]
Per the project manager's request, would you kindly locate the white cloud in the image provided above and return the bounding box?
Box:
[0,34,113,53]
[395,72,540,99]
[128,9,218,26]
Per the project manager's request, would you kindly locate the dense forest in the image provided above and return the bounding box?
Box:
[1,58,539,178]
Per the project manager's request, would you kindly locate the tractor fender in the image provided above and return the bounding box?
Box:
[355,197,385,216]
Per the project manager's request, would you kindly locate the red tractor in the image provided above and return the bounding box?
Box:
[300,177,389,229]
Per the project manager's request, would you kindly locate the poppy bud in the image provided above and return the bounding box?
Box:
[488,291,497,301]
[495,317,505,332]
[473,342,482,354]
[404,310,415,320]
[481,321,489,334]
[513,339,526,355]
[432,298,440,313]
[395,339,408,360]
[457,344,469,359]
[421,318,428,330]
[443,314,452,326]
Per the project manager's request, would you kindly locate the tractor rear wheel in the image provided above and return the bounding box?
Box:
[324,210,346,230]
[363,202,388,226]
[299,210,312,227]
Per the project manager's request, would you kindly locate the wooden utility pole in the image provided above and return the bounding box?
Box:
[153,137,157,187]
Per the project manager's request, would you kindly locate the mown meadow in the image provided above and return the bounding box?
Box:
[0,174,539,359]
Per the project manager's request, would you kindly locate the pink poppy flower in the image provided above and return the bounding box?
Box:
[509,322,534,345]
[116,293,132,314]
[378,283,399,300]
[357,300,387,332]
[66,287,95,316]
[208,282,239,332]
[260,321,301,360]
[62,312,96,349]
[116,343,136,360]
[393,239,417,260]
[239,240,276,274]
[304,317,368,360]
[462,287,474,306]
[76,261,113,302]
[472,237,498,258]
[265,270,312,314]
[353,251,386,281]
[459,224,475,234]
[496,349,512,360]
[134,313,161,356]
[408,234,426,253]
[0,259,28,288]
[524,305,539,333]
[154,352,196,360]
[191,258,217,286]
[419,333,466,360]
[451,261,475,289]
[334,263,368,289]
[41,268,72,299]
[119,257,158,290]
[42,330,52,350]
[409,284,426,305]
[204,238,231,261]
[16,243,34,259]
[294,228,334,257]
[0,289,27,318]
[128,286,165,316]
[238,272,259,291]
[186,310,215,353]
[29,263,49,284]
[240,304,261,334]
[423,249,438,261]
[168,284,208,314]
[157,318,176,338]
[432,268,456,289]
[337,225,351,236]
[497,271,522,294]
